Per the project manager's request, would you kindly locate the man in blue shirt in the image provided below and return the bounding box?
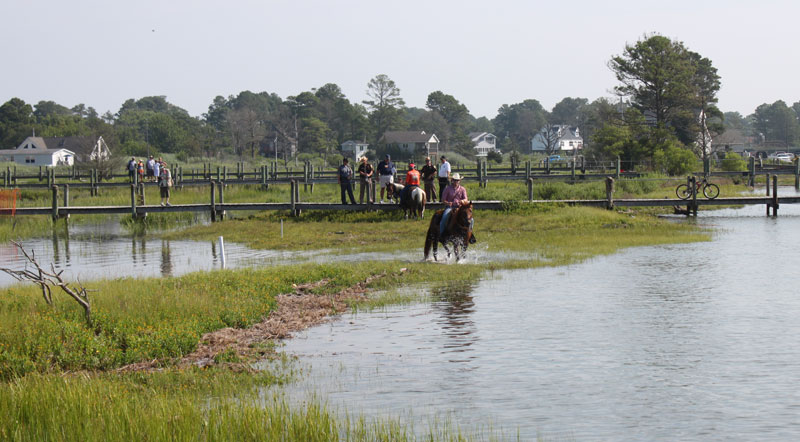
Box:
[377,154,396,203]
[337,157,356,204]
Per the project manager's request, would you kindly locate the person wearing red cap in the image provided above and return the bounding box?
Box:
[399,162,420,206]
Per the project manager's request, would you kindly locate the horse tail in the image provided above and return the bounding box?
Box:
[424,213,438,259]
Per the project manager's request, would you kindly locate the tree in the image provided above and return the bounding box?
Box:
[363,74,405,143]
[0,98,34,147]
[492,99,547,152]
[609,34,720,148]
[550,97,588,126]
[534,124,562,155]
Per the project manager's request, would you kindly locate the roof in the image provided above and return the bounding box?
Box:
[16,136,99,157]
[380,131,437,144]
[341,140,369,146]
[714,128,748,145]
[469,132,495,141]
[0,148,75,155]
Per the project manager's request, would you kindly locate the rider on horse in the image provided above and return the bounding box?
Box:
[439,173,472,235]
[399,162,420,206]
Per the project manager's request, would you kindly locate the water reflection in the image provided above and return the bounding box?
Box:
[430,281,478,359]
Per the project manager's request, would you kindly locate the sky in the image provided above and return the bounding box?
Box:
[1,0,798,120]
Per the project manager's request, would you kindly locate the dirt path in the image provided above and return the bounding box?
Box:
[119,269,404,372]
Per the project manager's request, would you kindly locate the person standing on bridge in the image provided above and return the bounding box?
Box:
[420,157,437,202]
[159,165,172,206]
[377,154,396,203]
[337,157,356,205]
[438,156,451,202]
[127,157,137,182]
[357,156,374,204]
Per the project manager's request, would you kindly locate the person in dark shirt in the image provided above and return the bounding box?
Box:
[377,154,396,203]
[420,157,438,202]
[337,157,356,204]
[357,156,374,203]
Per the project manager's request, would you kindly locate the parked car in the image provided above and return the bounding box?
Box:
[547,155,562,162]
[767,152,794,163]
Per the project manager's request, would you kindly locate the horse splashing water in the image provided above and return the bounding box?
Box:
[424,202,476,262]
[387,183,426,219]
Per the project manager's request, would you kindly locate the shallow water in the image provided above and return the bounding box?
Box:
[272,188,800,440]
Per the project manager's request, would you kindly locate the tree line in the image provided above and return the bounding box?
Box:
[1,34,799,172]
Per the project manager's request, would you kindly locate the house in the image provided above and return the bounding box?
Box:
[531,125,583,153]
[469,132,498,157]
[340,140,369,161]
[0,136,111,166]
[379,131,439,156]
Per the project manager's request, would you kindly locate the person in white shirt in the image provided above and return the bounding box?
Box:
[437,156,451,202]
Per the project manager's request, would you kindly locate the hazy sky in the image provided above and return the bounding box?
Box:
[1,0,798,119]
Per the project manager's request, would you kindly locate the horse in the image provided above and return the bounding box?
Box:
[386,182,426,219]
[424,203,476,262]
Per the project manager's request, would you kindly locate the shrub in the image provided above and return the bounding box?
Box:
[720,152,747,172]
[653,145,698,176]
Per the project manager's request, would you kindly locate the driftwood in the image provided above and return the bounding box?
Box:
[1,241,92,326]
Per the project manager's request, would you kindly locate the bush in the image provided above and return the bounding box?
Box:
[486,151,503,164]
[720,152,747,172]
[653,145,698,176]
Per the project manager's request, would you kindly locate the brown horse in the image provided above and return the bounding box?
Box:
[424,203,476,262]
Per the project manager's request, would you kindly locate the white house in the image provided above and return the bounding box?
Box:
[379,131,439,156]
[0,136,111,166]
[340,140,369,161]
[469,132,498,157]
[531,125,583,153]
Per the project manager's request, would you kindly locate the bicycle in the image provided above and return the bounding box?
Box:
[676,176,719,200]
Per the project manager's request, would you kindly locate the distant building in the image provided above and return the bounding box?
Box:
[468,132,498,157]
[379,131,439,157]
[531,125,583,153]
[340,140,369,161]
[0,136,111,166]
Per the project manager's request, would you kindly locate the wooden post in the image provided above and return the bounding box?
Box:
[309,164,314,193]
[290,180,296,216]
[303,162,308,192]
[63,184,70,220]
[38,166,43,182]
[525,160,531,180]
[223,166,227,182]
[690,176,698,216]
[51,185,59,221]
[293,178,301,216]
[545,158,550,175]
[605,177,614,210]
[138,182,146,208]
[12,166,16,187]
[616,156,621,180]
[772,175,779,216]
[795,159,799,190]
[217,181,225,221]
[527,177,533,202]
[766,173,770,196]
[130,184,136,218]
[581,156,586,174]
[210,180,216,222]
[571,157,576,182]
[748,156,756,187]
[261,165,268,189]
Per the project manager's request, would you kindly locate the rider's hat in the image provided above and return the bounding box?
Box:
[408,163,415,169]
[451,173,462,181]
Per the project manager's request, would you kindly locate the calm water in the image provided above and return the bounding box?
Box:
[272,190,800,440]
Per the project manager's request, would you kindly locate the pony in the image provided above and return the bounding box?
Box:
[386,182,426,219]
[424,203,476,262]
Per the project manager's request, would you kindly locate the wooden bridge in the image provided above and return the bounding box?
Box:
[7,176,794,220]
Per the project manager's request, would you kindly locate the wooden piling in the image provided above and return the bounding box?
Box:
[210,181,216,222]
[527,178,533,202]
[605,177,614,209]
[63,184,70,220]
[766,173,770,196]
[51,185,58,221]
[130,184,136,218]
[748,156,756,187]
[691,176,698,216]
[217,181,225,221]
[290,180,296,216]
[772,175,779,216]
[795,159,800,190]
